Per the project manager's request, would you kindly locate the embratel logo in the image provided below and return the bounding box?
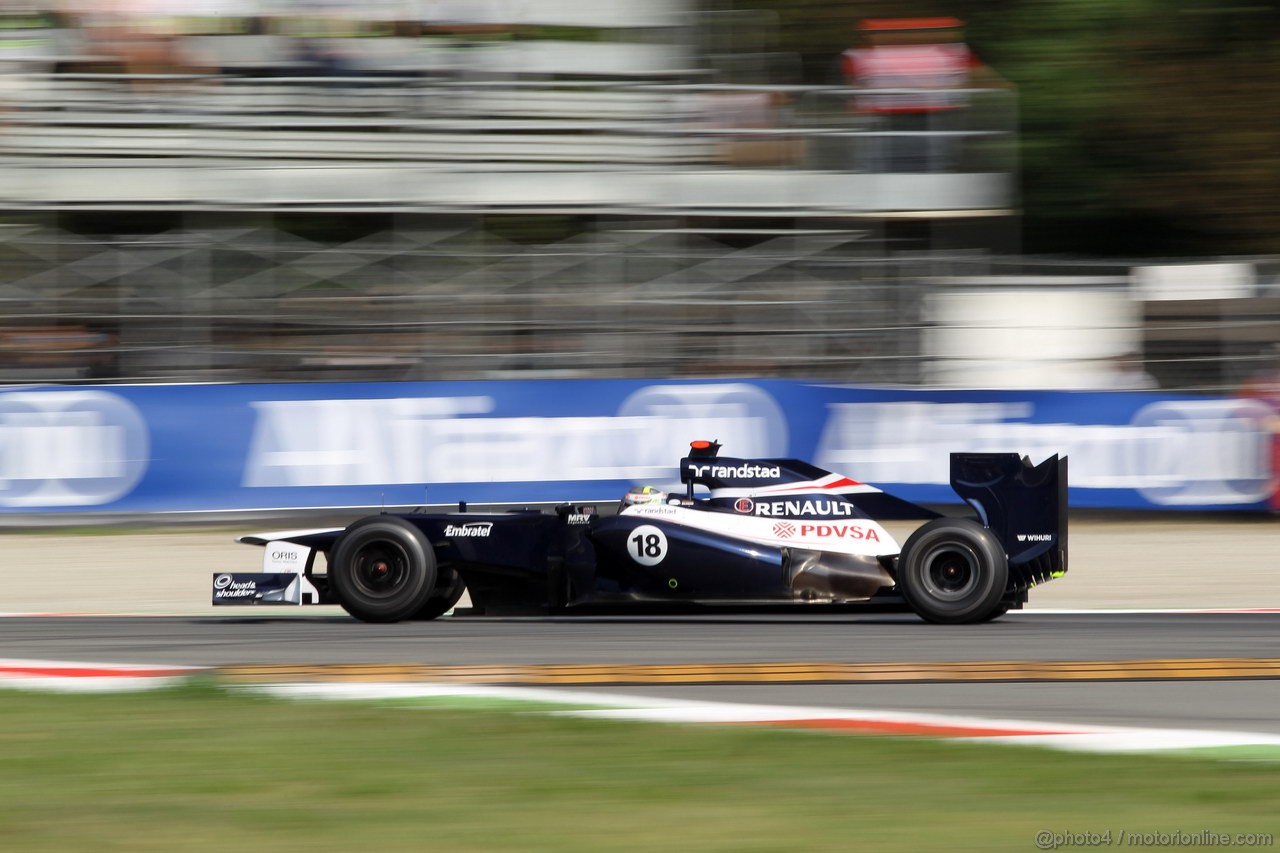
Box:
[772,521,796,538]
[734,498,754,513]
[445,522,493,538]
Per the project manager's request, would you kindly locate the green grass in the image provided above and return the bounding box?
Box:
[0,682,1277,852]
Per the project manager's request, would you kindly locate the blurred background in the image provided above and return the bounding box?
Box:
[0,0,1275,395]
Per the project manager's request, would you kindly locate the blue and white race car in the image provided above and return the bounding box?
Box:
[214,441,1067,624]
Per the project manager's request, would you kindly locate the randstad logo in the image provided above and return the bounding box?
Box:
[688,463,782,480]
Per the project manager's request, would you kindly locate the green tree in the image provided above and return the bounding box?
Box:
[967,0,1280,255]
[730,0,1280,255]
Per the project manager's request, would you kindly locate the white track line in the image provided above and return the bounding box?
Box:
[251,681,1280,755]
[1023,608,1280,615]
[2,607,1278,619]
[6,657,1280,755]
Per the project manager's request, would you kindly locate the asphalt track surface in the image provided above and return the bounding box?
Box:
[5,611,1280,666]
[3,518,1279,735]
[3,611,1279,734]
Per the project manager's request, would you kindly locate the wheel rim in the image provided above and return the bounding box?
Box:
[919,543,980,602]
[350,540,411,599]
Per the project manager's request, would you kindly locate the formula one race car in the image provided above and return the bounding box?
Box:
[214,442,1067,624]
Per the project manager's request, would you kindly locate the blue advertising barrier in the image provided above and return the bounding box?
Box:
[0,380,1272,513]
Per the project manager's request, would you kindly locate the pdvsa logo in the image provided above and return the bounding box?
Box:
[798,523,881,543]
[772,521,796,539]
[0,390,149,507]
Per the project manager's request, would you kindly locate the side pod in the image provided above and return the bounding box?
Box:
[949,453,1068,590]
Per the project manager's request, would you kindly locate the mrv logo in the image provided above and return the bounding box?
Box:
[445,522,493,538]
[688,463,781,480]
[752,499,857,518]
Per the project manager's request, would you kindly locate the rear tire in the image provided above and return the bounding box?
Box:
[330,516,437,623]
[896,518,1008,624]
[977,604,1011,623]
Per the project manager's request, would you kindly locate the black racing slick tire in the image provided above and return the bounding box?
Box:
[979,603,1012,622]
[413,571,466,621]
[330,516,437,623]
[896,518,1008,625]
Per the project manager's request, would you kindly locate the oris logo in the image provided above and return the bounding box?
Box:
[734,498,754,513]
[0,390,149,508]
[445,522,493,538]
[266,542,308,571]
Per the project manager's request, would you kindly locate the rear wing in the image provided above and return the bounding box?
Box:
[950,453,1068,588]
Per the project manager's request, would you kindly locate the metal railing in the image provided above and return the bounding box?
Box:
[0,72,1268,392]
[0,74,1017,216]
[0,221,1275,392]
[0,223,918,384]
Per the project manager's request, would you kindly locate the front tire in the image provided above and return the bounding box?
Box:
[896,518,1008,624]
[330,516,437,623]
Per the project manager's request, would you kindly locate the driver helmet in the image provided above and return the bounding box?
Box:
[621,485,668,507]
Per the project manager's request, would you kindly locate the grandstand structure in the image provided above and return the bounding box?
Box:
[3,1,1266,392]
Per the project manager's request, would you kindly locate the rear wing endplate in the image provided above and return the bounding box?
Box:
[950,452,1068,585]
